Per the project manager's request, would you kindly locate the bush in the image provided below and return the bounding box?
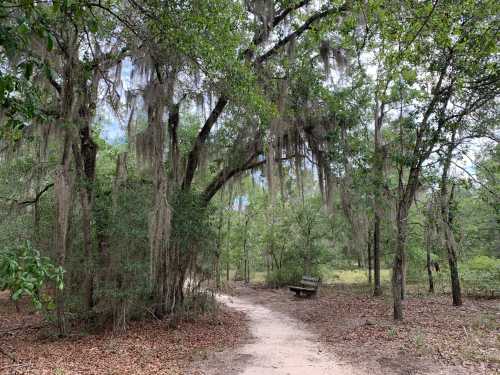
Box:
[266,267,303,287]
[461,256,500,297]
[0,241,64,310]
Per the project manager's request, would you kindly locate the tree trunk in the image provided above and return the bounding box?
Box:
[145,82,173,318]
[373,93,386,297]
[426,232,434,294]
[444,201,462,306]
[225,190,233,282]
[447,241,462,306]
[367,229,372,285]
[80,190,94,310]
[441,162,462,306]
[72,133,97,311]
[401,246,407,301]
[440,137,462,306]
[54,156,73,335]
[214,193,224,288]
[243,214,250,284]
[425,201,435,293]
[392,203,408,320]
[373,216,382,296]
[54,39,78,334]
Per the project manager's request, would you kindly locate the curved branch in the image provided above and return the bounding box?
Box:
[183,3,349,190]
[19,183,55,206]
[202,152,299,204]
[255,3,350,64]
[0,183,54,207]
[202,153,263,204]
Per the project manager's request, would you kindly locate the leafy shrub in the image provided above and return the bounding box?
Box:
[461,256,500,297]
[266,266,303,287]
[0,241,64,309]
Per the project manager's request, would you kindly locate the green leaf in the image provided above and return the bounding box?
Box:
[12,289,24,301]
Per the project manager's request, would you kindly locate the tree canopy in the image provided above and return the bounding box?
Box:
[0,0,498,334]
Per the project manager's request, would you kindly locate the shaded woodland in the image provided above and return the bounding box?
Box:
[0,0,498,351]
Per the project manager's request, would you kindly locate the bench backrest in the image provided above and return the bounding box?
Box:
[300,275,320,289]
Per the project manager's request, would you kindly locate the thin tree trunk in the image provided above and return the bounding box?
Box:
[426,239,434,294]
[401,244,407,301]
[225,188,233,282]
[368,228,372,285]
[214,192,224,288]
[373,89,386,297]
[243,213,250,284]
[440,135,462,306]
[373,216,382,296]
[425,201,435,293]
[392,203,408,320]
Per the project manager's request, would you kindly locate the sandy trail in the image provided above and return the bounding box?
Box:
[207,294,363,375]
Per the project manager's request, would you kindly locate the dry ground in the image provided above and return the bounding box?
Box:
[2,284,498,375]
[190,294,364,375]
[0,291,249,375]
[229,282,500,375]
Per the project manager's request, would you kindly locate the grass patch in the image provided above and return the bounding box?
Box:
[238,268,392,286]
[319,267,391,285]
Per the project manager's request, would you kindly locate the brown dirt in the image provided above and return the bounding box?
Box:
[226,282,500,375]
[0,291,249,374]
[2,285,497,375]
[190,294,364,375]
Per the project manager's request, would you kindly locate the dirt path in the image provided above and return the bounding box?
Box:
[194,294,364,375]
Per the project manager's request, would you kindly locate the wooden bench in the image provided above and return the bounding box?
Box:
[289,276,321,298]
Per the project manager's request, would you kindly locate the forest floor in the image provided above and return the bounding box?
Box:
[188,294,363,375]
[1,285,498,375]
[0,291,249,374]
[211,282,499,375]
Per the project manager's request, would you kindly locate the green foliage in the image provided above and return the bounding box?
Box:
[0,0,498,330]
[461,256,500,296]
[0,241,64,310]
[90,175,151,322]
[171,189,214,253]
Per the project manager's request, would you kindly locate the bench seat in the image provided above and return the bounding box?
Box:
[289,276,321,297]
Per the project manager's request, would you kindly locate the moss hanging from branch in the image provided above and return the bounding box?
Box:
[246,0,275,39]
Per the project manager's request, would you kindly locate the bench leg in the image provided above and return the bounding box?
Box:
[295,290,300,297]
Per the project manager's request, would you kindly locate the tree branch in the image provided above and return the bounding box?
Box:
[255,3,349,64]
[183,2,348,191]
[182,96,228,189]
[0,183,54,207]
[202,151,298,204]
[202,157,261,204]
[450,161,499,200]
[251,0,312,47]
[18,183,55,206]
